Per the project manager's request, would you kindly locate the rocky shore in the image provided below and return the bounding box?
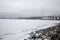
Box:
[24,23,60,40]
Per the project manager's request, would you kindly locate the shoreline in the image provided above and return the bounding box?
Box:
[24,23,60,40]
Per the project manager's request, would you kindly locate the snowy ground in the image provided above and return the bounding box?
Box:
[0,19,60,40]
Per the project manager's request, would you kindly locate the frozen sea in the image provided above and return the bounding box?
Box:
[0,19,60,40]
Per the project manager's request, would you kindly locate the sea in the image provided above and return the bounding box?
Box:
[0,19,60,40]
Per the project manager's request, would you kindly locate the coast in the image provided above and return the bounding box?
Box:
[24,23,60,40]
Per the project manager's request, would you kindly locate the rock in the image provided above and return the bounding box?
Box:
[24,23,60,40]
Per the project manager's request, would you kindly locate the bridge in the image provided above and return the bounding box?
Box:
[42,16,60,20]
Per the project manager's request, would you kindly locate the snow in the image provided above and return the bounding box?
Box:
[0,19,60,40]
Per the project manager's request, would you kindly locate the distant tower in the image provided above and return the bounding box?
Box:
[42,8,44,16]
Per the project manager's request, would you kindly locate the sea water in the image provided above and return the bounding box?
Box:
[0,19,60,40]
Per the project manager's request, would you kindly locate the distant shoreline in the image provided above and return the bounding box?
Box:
[0,16,60,20]
[0,18,60,20]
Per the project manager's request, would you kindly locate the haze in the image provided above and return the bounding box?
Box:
[0,0,60,17]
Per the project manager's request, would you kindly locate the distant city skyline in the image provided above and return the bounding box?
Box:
[0,0,60,17]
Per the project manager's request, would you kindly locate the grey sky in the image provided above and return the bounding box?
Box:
[0,0,60,17]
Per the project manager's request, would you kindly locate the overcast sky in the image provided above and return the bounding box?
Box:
[0,0,60,17]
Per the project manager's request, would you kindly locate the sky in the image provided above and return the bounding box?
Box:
[0,0,60,17]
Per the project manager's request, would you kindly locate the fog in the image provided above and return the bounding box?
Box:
[0,0,60,17]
